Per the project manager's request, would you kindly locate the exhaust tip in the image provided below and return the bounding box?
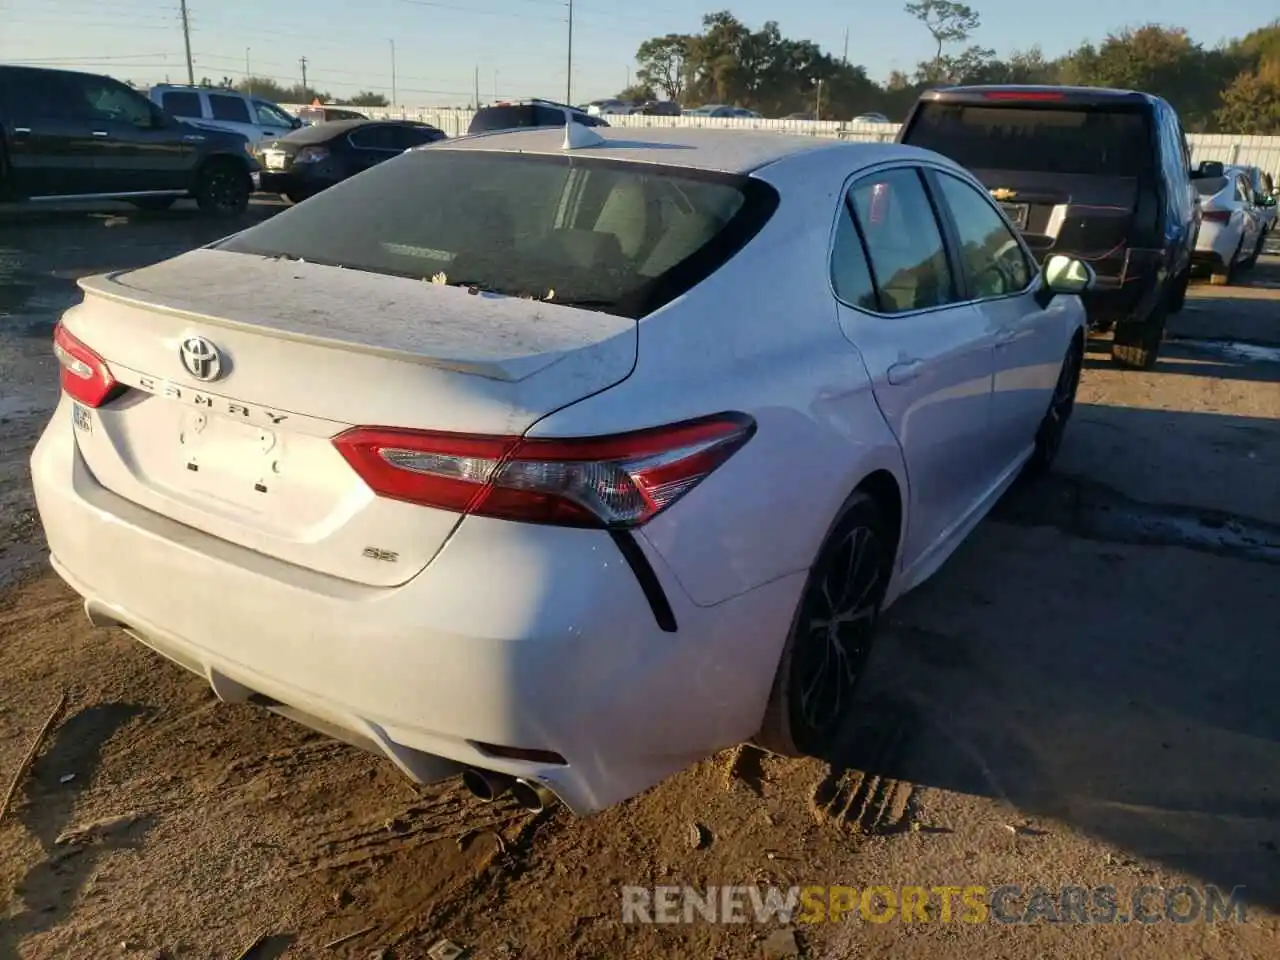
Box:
[461,767,513,802]
[510,778,558,813]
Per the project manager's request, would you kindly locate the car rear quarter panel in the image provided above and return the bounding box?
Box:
[528,155,908,609]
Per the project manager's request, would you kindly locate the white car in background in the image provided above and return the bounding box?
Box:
[33,126,1093,816]
[148,84,301,144]
[1193,164,1265,284]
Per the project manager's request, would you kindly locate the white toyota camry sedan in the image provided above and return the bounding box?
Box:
[32,124,1092,815]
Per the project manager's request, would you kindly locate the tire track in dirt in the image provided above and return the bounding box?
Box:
[810,700,923,835]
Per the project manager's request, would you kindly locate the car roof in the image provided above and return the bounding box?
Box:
[920,84,1158,106]
[281,118,437,141]
[434,125,927,175]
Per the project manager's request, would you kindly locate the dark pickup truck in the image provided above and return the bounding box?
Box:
[0,65,259,215]
[898,85,1200,370]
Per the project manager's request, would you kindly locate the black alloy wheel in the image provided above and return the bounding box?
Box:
[196,162,250,216]
[757,493,891,757]
[1026,338,1083,477]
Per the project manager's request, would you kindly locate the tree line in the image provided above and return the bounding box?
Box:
[622,6,1280,134]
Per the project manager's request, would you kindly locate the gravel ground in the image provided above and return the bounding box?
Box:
[0,202,1277,960]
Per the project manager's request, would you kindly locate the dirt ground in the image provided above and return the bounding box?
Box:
[1,202,1278,960]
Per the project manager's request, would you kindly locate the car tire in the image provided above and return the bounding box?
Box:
[1111,298,1167,370]
[1024,336,1083,478]
[1167,265,1190,314]
[1209,240,1243,285]
[195,160,251,216]
[755,491,892,759]
[129,197,177,211]
[1243,232,1265,269]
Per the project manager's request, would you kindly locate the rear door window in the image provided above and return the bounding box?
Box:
[845,167,955,313]
[349,125,401,150]
[214,150,778,319]
[906,103,1154,176]
[161,90,203,118]
[5,70,79,120]
[208,93,251,123]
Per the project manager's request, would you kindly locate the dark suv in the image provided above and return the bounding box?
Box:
[898,85,1199,369]
[0,65,259,215]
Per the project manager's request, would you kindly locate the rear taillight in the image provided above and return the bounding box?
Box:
[53,322,122,408]
[332,413,756,529]
[1201,209,1231,223]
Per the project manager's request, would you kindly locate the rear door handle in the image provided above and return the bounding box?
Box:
[887,359,925,385]
[13,127,32,136]
[996,328,1019,345]
[91,130,109,137]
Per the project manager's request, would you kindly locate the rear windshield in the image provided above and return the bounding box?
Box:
[215,149,777,319]
[1194,176,1228,196]
[905,103,1153,176]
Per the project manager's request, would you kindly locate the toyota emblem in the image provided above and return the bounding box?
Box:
[179,336,224,382]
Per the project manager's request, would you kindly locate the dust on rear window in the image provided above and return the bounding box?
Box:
[905,103,1153,177]
[215,149,775,319]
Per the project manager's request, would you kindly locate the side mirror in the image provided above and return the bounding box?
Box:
[1261,195,1277,208]
[1194,160,1225,179]
[1036,255,1094,306]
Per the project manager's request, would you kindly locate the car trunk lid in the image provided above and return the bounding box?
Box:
[63,247,637,587]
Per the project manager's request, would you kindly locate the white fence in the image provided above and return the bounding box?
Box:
[282,106,1280,174]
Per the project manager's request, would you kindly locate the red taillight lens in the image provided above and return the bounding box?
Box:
[53,322,121,408]
[982,91,1065,101]
[1201,209,1231,223]
[332,413,756,529]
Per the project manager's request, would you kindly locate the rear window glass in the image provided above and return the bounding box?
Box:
[905,103,1153,177]
[161,90,202,118]
[214,150,778,319]
[1194,176,1228,196]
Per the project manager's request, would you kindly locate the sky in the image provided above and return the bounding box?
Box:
[4,0,1277,106]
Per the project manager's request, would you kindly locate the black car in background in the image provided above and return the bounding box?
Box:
[638,100,682,116]
[0,65,258,215]
[467,99,608,135]
[256,119,446,203]
[898,85,1199,369]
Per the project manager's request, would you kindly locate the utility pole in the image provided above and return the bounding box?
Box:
[493,69,498,101]
[245,47,252,94]
[473,65,479,109]
[178,0,194,85]
[390,40,397,108]
[299,56,309,98]
[842,28,849,65]
[565,0,574,104]
[815,78,823,121]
